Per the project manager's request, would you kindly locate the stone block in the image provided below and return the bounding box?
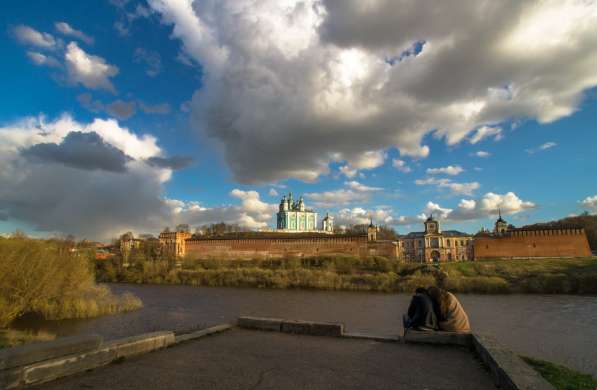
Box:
[238,316,283,332]
[342,332,400,343]
[404,330,472,347]
[22,348,116,386]
[175,324,233,344]
[281,320,343,337]
[0,366,23,389]
[472,334,554,390]
[0,334,102,370]
[103,331,175,359]
[1,331,175,389]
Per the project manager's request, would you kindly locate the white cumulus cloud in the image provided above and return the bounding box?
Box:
[13,25,57,49]
[580,195,597,213]
[0,114,282,239]
[55,22,94,45]
[345,180,382,192]
[415,177,479,196]
[148,0,597,183]
[526,141,557,154]
[469,126,502,144]
[26,51,61,67]
[65,42,119,93]
[426,165,464,176]
[392,159,412,173]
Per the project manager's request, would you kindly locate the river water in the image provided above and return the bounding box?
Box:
[13,283,597,377]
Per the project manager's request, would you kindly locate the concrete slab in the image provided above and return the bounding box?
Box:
[0,334,101,370]
[342,332,400,343]
[281,319,343,337]
[404,330,472,347]
[34,328,496,390]
[175,324,233,344]
[473,334,554,390]
[238,316,283,332]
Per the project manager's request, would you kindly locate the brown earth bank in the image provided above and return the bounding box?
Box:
[96,255,597,295]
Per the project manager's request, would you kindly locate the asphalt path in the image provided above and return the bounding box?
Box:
[35,329,496,390]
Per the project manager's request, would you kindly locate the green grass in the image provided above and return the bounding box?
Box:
[96,255,597,295]
[522,356,597,390]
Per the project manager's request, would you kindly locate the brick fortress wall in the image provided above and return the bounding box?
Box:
[474,228,591,259]
[185,234,398,260]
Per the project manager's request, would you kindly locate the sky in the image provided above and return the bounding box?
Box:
[1,0,596,240]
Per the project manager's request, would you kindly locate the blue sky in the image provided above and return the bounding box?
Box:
[1,0,596,240]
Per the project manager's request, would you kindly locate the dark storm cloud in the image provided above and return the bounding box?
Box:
[146,155,193,170]
[21,131,131,173]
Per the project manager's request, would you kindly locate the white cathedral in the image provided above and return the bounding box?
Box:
[276,193,334,233]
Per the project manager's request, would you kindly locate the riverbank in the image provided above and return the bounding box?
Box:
[0,329,55,349]
[0,237,143,347]
[96,256,597,294]
[523,356,597,390]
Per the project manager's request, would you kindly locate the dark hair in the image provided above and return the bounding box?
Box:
[427,286,450,319]
[415,287,427,294]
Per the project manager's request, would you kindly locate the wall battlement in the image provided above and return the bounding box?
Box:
[508,228,585,237]
[184,234,399,260]
[474,228,591,259]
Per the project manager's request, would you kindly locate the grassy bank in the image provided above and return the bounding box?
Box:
[0,329,55,349]
[0,237,143,332]
[441,257,597,294]
[96,255,597,294]
[523,356,597,390]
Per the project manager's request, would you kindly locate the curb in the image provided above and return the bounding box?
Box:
[0,324,232,389]
[473,334,554,390]
[174,324,233,344]
[237,316,343,337]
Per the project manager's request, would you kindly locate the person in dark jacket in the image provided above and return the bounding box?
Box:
[402,287,438,332]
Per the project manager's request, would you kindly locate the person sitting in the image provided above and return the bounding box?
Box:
[427,286,471,333]
[403,287,438,332]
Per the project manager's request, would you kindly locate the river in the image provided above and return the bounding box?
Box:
[12,283,597,377]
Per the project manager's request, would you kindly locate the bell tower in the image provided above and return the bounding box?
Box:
[424,214,440,234]
[367,218,377,241]
[494,209,508,236]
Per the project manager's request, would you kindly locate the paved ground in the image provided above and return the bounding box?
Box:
[35,329,496,390]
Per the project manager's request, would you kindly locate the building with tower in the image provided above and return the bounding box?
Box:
[494,209,508,236]
[399,215,473,262]
[321,213,334,233]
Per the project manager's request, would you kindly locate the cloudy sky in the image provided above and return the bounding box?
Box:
[1,0,597,240]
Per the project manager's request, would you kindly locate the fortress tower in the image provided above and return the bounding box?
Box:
[494,209,508,236]
[321,213,334,233]
[367,219,377,241]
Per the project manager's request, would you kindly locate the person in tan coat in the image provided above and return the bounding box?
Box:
[427,286,471,333]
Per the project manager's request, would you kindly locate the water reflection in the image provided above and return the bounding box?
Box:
[12,283,597,377]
